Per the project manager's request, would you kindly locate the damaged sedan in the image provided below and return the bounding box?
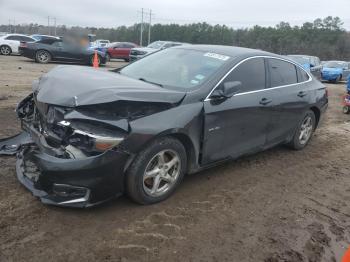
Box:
[0,45,328,207]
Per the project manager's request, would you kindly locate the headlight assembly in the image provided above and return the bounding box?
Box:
[59,120,125,153]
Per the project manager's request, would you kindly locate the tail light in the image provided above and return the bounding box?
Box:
[20,42,27,48]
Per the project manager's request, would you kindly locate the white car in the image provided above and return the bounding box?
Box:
[93,39,110,48]
[0,34,35,55]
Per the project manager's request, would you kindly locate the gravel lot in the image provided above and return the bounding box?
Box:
[0,55,349,262]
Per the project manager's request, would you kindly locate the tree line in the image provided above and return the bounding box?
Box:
[1,16,349,60]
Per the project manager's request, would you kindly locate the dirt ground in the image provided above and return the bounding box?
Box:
[0,55,350,262]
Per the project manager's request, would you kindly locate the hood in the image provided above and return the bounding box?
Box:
[322,67,343,74]
[34,66,186,107]
[132,47,158,53]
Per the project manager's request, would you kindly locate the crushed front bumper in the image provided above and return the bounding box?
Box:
[1,124,131,207]
[15,140,130,207]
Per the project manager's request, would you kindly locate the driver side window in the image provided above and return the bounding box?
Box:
[221,57,266,93]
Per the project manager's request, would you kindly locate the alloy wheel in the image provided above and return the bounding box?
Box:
[37,51,50,63]
[1,46,11,55]
[299,116,313,145]
[143,150,181,197]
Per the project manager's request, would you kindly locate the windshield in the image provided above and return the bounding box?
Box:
[120,48,231,90]
[324,61,346,68]
[288,56,310,65]
[147,41,165,49]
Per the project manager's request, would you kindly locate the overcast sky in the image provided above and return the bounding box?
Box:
[0,0,349,29]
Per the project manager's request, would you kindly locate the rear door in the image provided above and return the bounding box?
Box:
[265,58,311,146]
[202,57,273,164]
[4,35,22,52]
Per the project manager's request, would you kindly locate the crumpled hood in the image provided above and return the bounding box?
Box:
[322,67,343,74]
[34,66,186,107]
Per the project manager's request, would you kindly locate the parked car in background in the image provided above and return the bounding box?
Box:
[106,42,138,61]
[287,55,322,79]
[0,45,327,207]
[0,34,35,55]
[129,40,186,61]
[30,34,60,41]
[93,39,110,48]
[321,61,350,83]
[19,38,107,66]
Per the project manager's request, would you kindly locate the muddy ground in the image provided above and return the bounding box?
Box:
[0,55,349,262]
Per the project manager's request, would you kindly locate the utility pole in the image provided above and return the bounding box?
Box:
[13,19,16,33]
[148,10,152,45]
[53,17,57,36]
[8,19,11,33]
[48,16,50,35]
[140,8,144,46]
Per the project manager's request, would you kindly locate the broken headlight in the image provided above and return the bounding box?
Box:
[59,120,125,153]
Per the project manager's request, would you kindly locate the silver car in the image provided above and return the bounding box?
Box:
[129,41,186,61]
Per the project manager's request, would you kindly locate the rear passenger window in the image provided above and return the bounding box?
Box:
[296,67,310,83]
[268,59,298,87]
[223,57,266,92]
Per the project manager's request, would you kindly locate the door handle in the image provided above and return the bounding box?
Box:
[259,98,272,105]
[297,91,307,97]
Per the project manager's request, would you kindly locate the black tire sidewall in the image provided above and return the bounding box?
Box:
[126,137,187,205]
[343,106,350,114]
[290,110,316,150]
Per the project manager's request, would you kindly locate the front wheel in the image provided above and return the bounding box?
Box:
[35,50,51,63]
[288,110,316,150]
[106,53,110,62]
[126,137,187,205]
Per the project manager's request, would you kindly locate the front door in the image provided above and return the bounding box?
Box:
[202,57,273,164]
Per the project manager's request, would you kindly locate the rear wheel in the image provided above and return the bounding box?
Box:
[35,50,51,63]
[334,75,341,83]
[288,110,316,150]
[126,137,187,205]
[0,45,12,55]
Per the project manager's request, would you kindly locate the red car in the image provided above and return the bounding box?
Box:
[106,42,138,62]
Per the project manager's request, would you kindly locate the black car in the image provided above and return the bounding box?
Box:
[0,45,328,207]
[19,38,107,66]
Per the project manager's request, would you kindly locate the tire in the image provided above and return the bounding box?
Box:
[35,50,51,63]
[334,75,341,83]
[126,137,187,205]
[343,106,350,114]
[89,54,101,66]
[288,110,316,150]
[124,58,130,62]
[0,45,12,55]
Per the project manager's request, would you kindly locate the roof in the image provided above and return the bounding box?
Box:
[176,44,275,58]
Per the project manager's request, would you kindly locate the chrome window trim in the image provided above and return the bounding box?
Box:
[204,55,312,101]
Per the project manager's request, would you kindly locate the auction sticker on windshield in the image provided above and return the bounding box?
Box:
[204,52,230,61]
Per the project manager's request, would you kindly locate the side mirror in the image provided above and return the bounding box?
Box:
[211,81,242,99]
